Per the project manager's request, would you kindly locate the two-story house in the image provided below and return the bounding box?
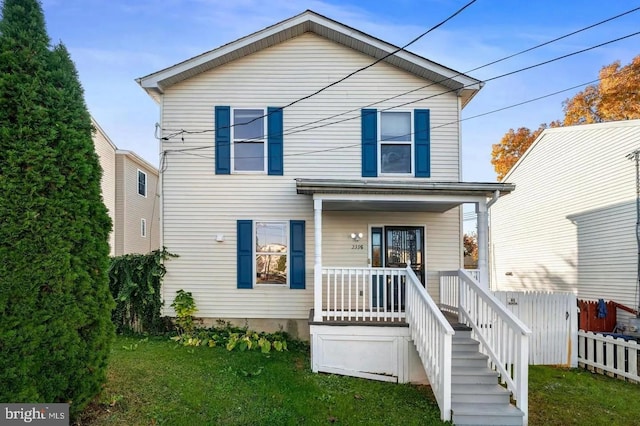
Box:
[138,11,528,424]
[93,117,160,256]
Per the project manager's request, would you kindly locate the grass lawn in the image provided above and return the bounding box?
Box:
[80,335,640,425]
[80,336,444,425]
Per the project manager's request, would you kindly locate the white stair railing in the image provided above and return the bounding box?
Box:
[405,266,454,422]
[453,269,532,425]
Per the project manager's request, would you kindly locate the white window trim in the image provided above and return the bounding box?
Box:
[137,169,147,197]
[231,107,268,174]
[141,218,147,238]
[254,220,289,287]
[377,110,414,177]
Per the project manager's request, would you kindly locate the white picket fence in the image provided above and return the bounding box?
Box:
[578,331,640,383]
[493,291,578,366]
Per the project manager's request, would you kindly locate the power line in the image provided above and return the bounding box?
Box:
[161,75,611,162]
[161,6,640,142]
[161,0,477,141]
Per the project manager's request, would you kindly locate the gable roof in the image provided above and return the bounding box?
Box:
[136,10,482,106]
[501,119,640,182]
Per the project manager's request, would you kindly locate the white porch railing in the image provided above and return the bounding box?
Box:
[440,269,531,425]
[319,266,454,422]
[405,266,454,422]
[320,267,407,322]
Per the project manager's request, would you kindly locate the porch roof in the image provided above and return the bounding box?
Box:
[296,179,514,212]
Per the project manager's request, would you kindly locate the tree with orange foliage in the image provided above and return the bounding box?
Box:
[564,55,640,125]
[491,55,640,180]
[491,123,554,180]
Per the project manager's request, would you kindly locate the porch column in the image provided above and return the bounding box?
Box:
[313,198,323,321]
[476,199,489,289]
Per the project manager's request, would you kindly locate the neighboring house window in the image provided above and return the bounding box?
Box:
[255,221,288,285]
[215,106,283,175]
[237,220,305,289]
[137,169,147,197]
[379,111,412,174]
[361,108,430,178]
[141,218,147,237]
[232,108,266,172]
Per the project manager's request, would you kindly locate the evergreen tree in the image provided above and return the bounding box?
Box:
[0,0,114,416]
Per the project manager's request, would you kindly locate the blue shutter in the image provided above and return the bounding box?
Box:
[237,220,253,289]
[361,109,377,177]
[289,220,305,290]
[215,106,231,174]
[267,107,283,175]
[414,109,431,177]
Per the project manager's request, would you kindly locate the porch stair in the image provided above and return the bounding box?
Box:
[449,325,524,426]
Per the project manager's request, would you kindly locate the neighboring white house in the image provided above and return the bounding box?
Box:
[93,118,160,256]
[490,119,640,311]
[137,11,529,424]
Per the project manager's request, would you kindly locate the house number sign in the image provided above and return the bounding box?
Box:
[351,244,364,250]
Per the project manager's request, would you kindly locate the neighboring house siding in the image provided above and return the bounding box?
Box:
[159,33,462,318]
[115,152,160,255]
[93,122,117,255]
[490,120,640,309]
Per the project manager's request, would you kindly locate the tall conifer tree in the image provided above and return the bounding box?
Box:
[0,0,114,415]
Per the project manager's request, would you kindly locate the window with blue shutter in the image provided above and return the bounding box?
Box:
[414,109,431,177]
[267,107,283,175]
[361,109,377,177]
[237,220,253,289]
[290,220,306,289]
[215,106,231,174]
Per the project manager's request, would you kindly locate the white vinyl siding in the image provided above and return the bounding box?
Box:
[490,120,640,309]
[159,33,463,319]
[92,123,117,255]
[115,154,160,255]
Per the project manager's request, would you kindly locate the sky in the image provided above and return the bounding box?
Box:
[39,0,639,184]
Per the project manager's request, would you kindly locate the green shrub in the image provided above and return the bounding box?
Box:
[109,248,177,334]
[0,0,114,416]
[171,289,197,334]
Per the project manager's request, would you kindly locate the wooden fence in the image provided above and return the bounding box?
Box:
[578,331,639,383]
[578,299,639,332]
[494,291,577,366]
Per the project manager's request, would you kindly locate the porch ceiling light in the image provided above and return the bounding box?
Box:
[350,232,363,241]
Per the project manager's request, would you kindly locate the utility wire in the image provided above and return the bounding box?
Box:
[161,0,477,140]
[161,75,610,161]
[161,6,640,142]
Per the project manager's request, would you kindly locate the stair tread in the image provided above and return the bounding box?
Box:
[452,367,498,376]
[452,384,511,395]
[453,337,480,344]
[452,352,488,359]
[452,403,524,416]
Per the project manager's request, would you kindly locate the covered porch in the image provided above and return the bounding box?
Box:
[297,179,530,425]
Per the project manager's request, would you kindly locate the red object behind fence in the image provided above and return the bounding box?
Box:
[578,300,617,332]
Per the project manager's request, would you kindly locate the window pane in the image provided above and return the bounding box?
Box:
[381,144,411,173]
[234,142,264,171]
[256,222,287,252]
[234,109,264,140]
[256,254,287,284]
[381,112,411,141]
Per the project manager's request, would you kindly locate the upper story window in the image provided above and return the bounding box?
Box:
[379,111,413,175]
[255,221,288,285]
[361,108,430,178]
[233,108,266,172]
[137,169,147,197]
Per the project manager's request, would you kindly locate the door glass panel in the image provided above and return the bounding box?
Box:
[385,227,424,283]
[371,227,382,267]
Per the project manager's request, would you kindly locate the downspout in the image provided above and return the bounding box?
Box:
[479,190,500,289]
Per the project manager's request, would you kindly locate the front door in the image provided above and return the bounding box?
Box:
[371,226,425,309]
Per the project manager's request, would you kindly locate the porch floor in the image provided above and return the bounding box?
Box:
[309,309,470,331]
